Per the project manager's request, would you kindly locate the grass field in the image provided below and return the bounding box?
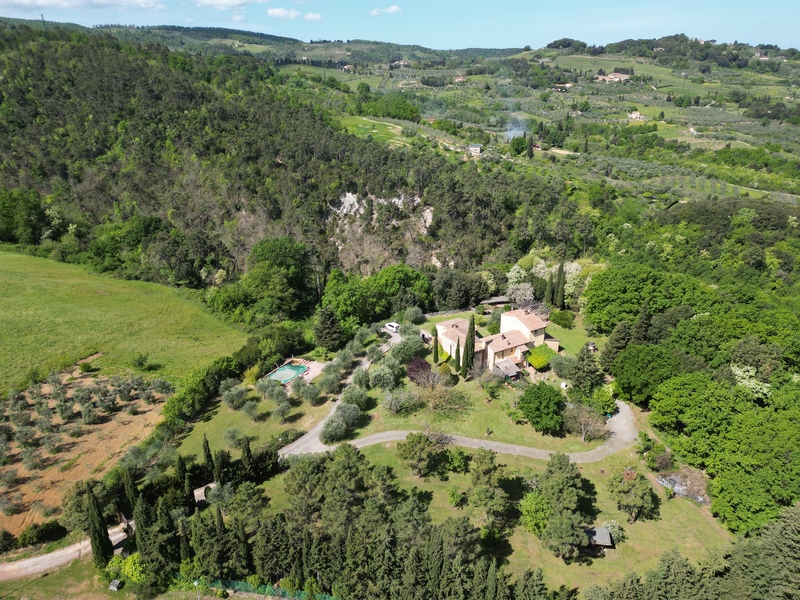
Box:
[177,393,334,462]
[338,115,411,147]
[359,444,732,590]
[0,251,248,394]
[0,557,124,600]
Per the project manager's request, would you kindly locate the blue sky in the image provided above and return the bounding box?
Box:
[1,0,798,50]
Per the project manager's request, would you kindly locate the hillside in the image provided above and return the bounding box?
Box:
[1,19,800,599]
[0,251,248,393]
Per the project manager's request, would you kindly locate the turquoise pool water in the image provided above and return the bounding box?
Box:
[267,363,308,385]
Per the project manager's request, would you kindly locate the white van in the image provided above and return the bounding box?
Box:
[385,322,400,333]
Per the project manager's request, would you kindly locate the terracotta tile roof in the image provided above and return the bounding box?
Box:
[503,309,549,331]
[482,330,529,353]
[437,318,470,347]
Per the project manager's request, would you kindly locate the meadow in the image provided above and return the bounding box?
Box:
[0,251,248,394]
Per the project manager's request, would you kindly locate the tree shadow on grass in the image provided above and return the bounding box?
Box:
[577,476,600,522]
[284,411,305,424]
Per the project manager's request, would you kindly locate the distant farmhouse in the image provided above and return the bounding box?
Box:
[628,110,647,121]
[595,72,630,83]
[467,144,483,156]
[437,308,560,380]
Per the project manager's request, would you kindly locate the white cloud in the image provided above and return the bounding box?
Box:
[369,4,400,16]
[0,0,163,8]
[303,11,321,20]
[231,9,245,20]
[193,0,266,9]
[267,6,300,18]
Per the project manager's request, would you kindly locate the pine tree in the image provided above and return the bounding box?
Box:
[86,483,113,568]
[485,558,497,600]
[470,557,488,600]
[600,320,631,372]
[454,340,461,375]
[313,305,346,351]
[426,530,445,599]
[572,344,605,395]
[630,302,651,345]
[433,327,439,364]
[544,273,554,306]
[463,316,476,378]
[515,569,549,599]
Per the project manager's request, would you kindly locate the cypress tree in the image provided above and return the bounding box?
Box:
[121,466,138,513]
[241,437,253,480]
[183,473,195,514]
[86,483,113,568]
[178,519,193,563]
[544,273,554,306]
[463,316,475,378]
[175,454,187,487]
[454,340,461,376]
[212,449,230,485]
[555,264,565,309]
[202,433,214,474]
[229,517,252,579]
[433,328,439,364]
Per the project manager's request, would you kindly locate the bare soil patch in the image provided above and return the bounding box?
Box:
[1,361,166,535]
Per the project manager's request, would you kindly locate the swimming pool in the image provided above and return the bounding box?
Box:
[266,363,308,385]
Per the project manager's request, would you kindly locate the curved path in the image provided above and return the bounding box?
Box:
[285,399,637,463]
[358,400,638,462]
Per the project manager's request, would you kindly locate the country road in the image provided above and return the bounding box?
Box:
[0,524,128,582]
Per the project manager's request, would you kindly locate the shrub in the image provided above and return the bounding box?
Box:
[79,362,94,374]
[550,354,577,379]
[527,345,556,370]
[0,528,16,553]
[391,336,425,364]
[341,385,369,410]
[16,520,67,548]
[147,378,174,395]
[132,353,149,370]
[352,367,370,389]
[369,365,397,391]
[335,403,361,428]
[437,363,458,387]
[222,386,248,410]
[383,389,421,415]
[242,400,260,420]
[601,520,626,544]
[549,310,575,329]
[407,356,432,385]
[218,377,240,396]
[320,417,348,444]
[404,306,425,324]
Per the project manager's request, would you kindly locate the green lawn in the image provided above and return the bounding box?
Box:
[0,556,125,599]
[359,444,732,591]
[354,377,599,452]
[0,251,248,394]
[546,314,606,356]
[177,393,334,462]
[338,115,411,147]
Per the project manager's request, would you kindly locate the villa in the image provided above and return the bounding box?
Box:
[436,307,560,379]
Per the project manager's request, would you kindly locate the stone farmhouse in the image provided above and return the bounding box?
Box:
[436,309,560,379]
